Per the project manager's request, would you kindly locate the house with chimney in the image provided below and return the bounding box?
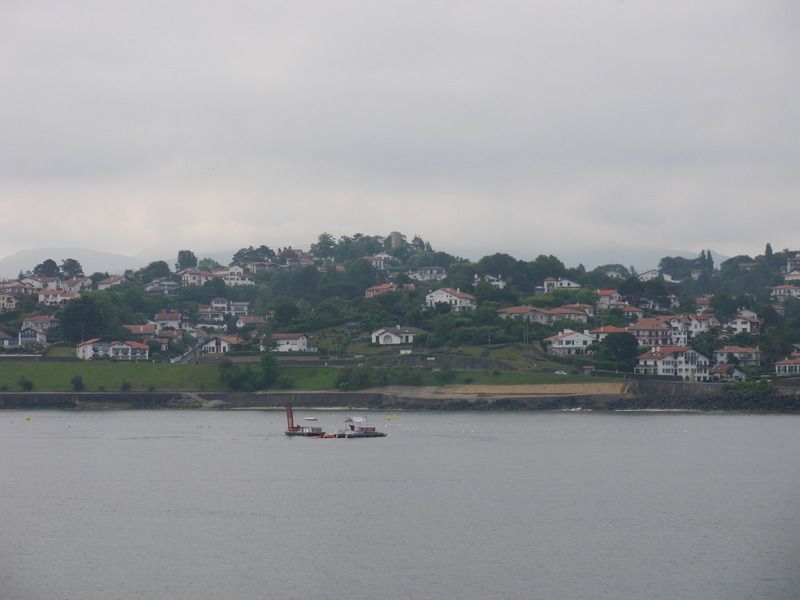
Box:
[635,346,711,382]
[425,288,476,312]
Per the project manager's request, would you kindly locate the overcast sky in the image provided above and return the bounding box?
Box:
[1,0,798,266]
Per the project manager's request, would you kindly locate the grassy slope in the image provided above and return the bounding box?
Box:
[0,361,608,392]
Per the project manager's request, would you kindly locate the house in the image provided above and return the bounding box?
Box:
[180,269,213,287]
[710,363,747,382]
[268,333,311,352]
[365,283,396,298]
[76,338,108,360]
[0,281,35,296]
[363,255,389,271]
[543,278,580,293]
[236,316,267,329]
[544,329,595,356]
[0,330,16,347]
[244,261,277,274]
[199,335,245,355]
[197,306,225,322]
[144,278,180,295]
[561,303,595,317]
[724,316,762,335]
[787,253,800,273]
[21,276,60,290]
[775,357,800,376]
[712,346,761,368]
[695,295,714,313]
[38,290,79,306]
[771,284,800,300]
[371,326,424,345]
[222,272,255,287]
[589,325,630,342]
[596,290,623,310]
[18,327,47,347]
[637,269,661,282]
[784,271,800,283]
[621,305,644,321]
[497,306,551,325]
[22,315,58,330]
[635,346,711,382]
[474,274,506,290]
[63,277,93,293]
[0,294,19,311]
[687,314,720,338]
[547,307,589,324]
[97,275,126,290]
[123,324,158,338]
[628,316,688,347]
[109,341,150,361]
[408,266,447,282]
[154,311,183,332]
[425,288,477,312]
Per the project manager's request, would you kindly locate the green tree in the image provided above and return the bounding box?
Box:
[70,375,85,392]
[33,259,59,277]
[598,333,639,370]
[176,250,198,271]
[198,257,222,271]
[310,233,337,259]
[137,261,171,283]
[60,258,84,278]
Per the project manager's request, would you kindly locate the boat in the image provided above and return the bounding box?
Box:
[321,416,387,439]
[284,404,325,437]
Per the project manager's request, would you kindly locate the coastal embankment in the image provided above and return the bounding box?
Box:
[2,379,800,411]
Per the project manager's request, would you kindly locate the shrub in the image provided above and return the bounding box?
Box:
[18,377,33,391]
[120,380,131,391]
[70,375,85,392]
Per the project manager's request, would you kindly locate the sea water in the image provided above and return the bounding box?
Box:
[1,410,799,600]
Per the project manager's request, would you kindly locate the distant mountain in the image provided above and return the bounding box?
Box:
[0,248,147,279]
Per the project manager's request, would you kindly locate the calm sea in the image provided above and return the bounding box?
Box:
[1,410,799,600]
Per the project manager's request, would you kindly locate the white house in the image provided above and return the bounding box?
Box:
[109,341,150,361]
[712,346,761,368]
[635,346,711,382]
[596,290,623,310]
[497,306,551,325]
[474,274,506,290]
[154,311,183,332]
[236,316,267,329]
[180,269,213,287]
[408,266,447,281]
[588,325,630,342]
[371,326,424,345]
[0,330,16,347]
[97,275,126,290]
[18,327,47,346]
[543,278,580,293]
[771,284,800,300]
[268,333,310,352]
[544,329,595,356]
[724,316,761,335]
[425,288,477,312]
[76,338,107,360]
[775,357,800,376]
[199,335,244,354]
[0,294,19,311]
[22,315,58,330]
[38,290,79,306]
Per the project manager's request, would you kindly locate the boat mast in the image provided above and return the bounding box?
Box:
[285,403,295,430]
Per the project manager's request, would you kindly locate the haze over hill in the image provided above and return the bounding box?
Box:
[0,244,728,279]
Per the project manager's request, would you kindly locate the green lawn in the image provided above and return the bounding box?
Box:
[0,361,226,392]
[0,361,608,392]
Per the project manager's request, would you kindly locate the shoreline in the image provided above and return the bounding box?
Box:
[1,383,799,413]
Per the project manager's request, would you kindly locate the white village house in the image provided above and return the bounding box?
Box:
[635,346,711,382]
[267,333,311,352]
[544,329,595,356]
[371,326,424,345]
[425,288,477,312]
